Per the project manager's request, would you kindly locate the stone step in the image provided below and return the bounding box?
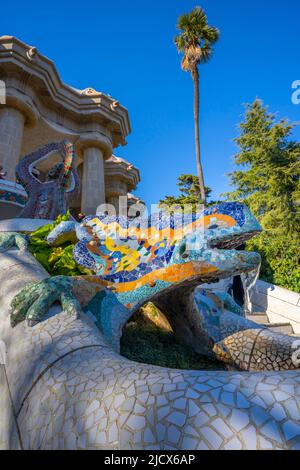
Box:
[246,312,294,335]
[246,313,269,324]
[263,323,294,335]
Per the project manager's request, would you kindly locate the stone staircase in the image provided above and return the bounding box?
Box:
[246,311,294,335]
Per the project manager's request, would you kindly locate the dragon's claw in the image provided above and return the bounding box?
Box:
[10,276,81,327]
[0,232,28,252]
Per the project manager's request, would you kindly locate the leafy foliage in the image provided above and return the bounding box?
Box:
[224,100,300,292]
[247,232,300,293]
[159,174,218,212]
[175,6,220,70]
[28,212,94,276]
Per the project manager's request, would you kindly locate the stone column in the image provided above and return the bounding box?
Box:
[106,194,123,213]
[106,180,128,214]
[0,107,25,181]
[81,147,106,215]
[107,195,118,208]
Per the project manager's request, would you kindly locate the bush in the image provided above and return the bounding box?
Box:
[247,232,300,293]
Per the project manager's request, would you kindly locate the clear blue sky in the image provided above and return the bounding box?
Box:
[2,0,300,205]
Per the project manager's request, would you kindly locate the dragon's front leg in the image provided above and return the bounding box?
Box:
[10,274,130,351]
[11,276,81,327]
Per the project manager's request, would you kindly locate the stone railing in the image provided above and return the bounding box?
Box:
[250,280,300,334]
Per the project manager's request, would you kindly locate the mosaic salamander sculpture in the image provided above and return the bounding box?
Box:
[9,203,263,351]
[0,202,300,449]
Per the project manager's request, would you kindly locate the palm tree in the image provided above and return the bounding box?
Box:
[175,6,219,206]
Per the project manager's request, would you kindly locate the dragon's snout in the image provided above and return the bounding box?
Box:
[205,202,262,250]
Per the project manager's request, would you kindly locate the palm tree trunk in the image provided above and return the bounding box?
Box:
[192,67,206,206]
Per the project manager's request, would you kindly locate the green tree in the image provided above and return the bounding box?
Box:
[175,6,219,205]
[159,174,214,212]
[224,100,300,291]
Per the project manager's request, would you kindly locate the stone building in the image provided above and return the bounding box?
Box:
[0,35,141,219]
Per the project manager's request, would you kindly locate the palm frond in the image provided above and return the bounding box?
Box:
[202,25,220,44]
[177,13,191,30]
[174,34,187,52]
[200,43,213,63]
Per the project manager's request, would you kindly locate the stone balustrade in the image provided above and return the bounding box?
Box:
[250,280,300,334]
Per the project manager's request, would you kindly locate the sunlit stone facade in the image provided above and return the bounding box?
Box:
[0,35,140,218]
